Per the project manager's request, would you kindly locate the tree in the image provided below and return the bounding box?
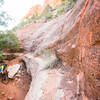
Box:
[0,0,11,29]
[0,30,19,61]
[0,0,4,6]
[0,0,19,61]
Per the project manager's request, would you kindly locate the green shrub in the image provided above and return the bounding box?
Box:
[0,50,5,61]
[68,0,76,3]
[0,31,19,50]
[0,30,19,61]
[57,0,76,15]
[41,5,52,16]
[45,12,53,20]
[12,15,43,31]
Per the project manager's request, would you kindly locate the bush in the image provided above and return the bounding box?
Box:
[0,30,19,61]
[41,5,52,16]
[0,50,5,61]
[45,12,53,20]
[68,0,76,3]
[12,15,43,31]
[0,31,19,50]
[57,0,76,15]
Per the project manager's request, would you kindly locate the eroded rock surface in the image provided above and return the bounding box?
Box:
[24,53,78,100]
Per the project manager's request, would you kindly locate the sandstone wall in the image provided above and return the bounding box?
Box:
[16,0,100,99]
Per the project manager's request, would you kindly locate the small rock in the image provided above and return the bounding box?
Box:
[72,44,76,48]
[0,90,5,95]
[67,81,73,84]
[16,74,20,78]
[7,96,13,100]
[1,91,5,96]
[18,70,21,74]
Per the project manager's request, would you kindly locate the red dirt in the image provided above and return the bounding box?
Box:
[0,58,31,100]
[0,81,25,100]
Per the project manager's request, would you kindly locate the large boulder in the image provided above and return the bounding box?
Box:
[7,64,20,79]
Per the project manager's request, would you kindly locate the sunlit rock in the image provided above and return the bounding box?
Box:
[7,64,20,79]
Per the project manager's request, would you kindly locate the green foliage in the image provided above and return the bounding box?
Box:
[41,5,52,16]
[40,5,54,21]
[0,0,11,28]
[34,15,42,20]
[0,31,19,61]
[12,15,42,31]
[0,11,11,27]
[0,50,5,61]
[0,31,19,50]
[57,0,76,15]
[12,20,31,31]
[67,0,76,3]
[45,12,53,20]
[0,0,4,7]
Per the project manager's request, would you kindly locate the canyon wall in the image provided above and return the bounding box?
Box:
[16,0,100,99]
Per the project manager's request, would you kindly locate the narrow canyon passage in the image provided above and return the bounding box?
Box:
[0,0,99,99]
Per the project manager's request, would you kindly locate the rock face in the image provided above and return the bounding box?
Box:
[15,23,43,46]
[16,0,100,99]
[22,0,64,21]
[78,0,100,99]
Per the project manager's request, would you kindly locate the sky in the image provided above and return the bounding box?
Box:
[0,0,45,30]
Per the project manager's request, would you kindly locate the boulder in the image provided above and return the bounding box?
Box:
[7,64,20,79]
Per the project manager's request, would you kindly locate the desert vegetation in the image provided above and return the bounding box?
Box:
[0,30,19,61]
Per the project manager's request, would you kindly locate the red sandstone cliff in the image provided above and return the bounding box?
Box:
[16,0,100,100]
